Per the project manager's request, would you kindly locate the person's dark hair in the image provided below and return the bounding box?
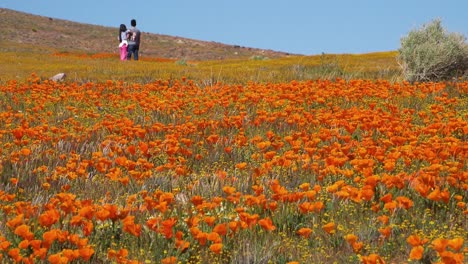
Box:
[131,19,137,27]
[119,24,127,42]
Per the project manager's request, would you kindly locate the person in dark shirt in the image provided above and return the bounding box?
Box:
[126,19,141,60]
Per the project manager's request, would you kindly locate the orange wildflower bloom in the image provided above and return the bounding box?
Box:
[322,222,335,234]
[6,214,24,229]
[20,148,31,156]
[207,232,222,243]
[447,237,464,252]
[439,251,464,264]
[297,227,313,238]
[204,216,216,227]
[161,256,177,264]
[377,215,389,225]
[213,223,228,236]
[195,232,208,246]
[160,218,177,239]
[235,162,247,170]
[79,247,95,261]
[48,253,69,264]
[409,245,424,260]
[407,234,428,247]
[122,215,141,237]
[360,253,386,264]
[431,238,449,253]
[258,217,276,231]
[209,243,223,254]
[8,248,22,262]
[378,226,392,239]
[62,249,79,261]
[39,209,60,227]
[18,240,29,249]
[14,224,34,240]
[191,195,204,206]
[344,234,358,244]
[222,186,236,195]
[228,221,239,233]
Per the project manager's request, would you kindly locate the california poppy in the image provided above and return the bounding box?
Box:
[213,223,228,236]
[322,222,335,234]
[209,243,223,254]
[258,217,276,231]
[297,227,313,238]
[409,245,424,260]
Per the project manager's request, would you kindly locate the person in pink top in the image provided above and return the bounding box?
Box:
[118,24,128,61]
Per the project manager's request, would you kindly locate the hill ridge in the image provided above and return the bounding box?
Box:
[0,8,295,60]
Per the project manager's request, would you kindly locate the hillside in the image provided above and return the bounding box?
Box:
[0,8,294,60]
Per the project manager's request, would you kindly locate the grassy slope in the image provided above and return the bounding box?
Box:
[0,49,400,84]
[0,8,292,60]
[0,8,401,84]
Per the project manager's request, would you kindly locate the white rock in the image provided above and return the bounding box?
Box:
[50,73,66,82]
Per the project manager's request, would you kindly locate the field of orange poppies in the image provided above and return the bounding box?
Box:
[0,67,467,263]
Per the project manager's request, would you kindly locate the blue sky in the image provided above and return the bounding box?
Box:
[1,0,467,55]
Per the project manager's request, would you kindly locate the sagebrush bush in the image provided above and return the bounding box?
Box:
[398,19,468,82]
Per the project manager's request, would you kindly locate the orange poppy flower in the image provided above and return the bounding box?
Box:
[48,253,68,264]
[258,217,276,231]
[322,222,335,234]
[79,247,95,261]
[439,251,464,264]
[18,240,29,249]
[204,216,216,227]
[344,234,358,244]
[431,238,448,253]
[122,215,141,237]
[95,208,110,222]
[161,256,177,264]
[20,148,31,156]
[191,196,204,206]
[235,162,247,170]
[29,240,41,250]
[383,201,397,212]
[6,214,24,229]
[360,253,386,264]
[8,248,22,262]
[195,232,208,246]
[175,239,190,252]
[160,218,177,239]
[228,221,239,233]
[222,186,236,195]
[209,243,223,254]
[407,234,428,247]
[213,223,228,236]
[409,245,424,260]
[62,249,79,261]
[14,224,34,240]
[378,226,392,239]
[447,237,464,252]
[352,241,364,253]
[207,232,221,243]
[39,209,60,227]
[380,193,393,203]
[377,215,389,225]
[395,196,413,209]
[297,227,313,238]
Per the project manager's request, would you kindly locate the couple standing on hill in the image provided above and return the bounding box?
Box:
[119,19,141,61]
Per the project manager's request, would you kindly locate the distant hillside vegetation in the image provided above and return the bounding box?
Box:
[0,8,294,60]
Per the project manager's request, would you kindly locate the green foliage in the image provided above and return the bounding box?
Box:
[176,59,188,66]
[398,19,468,82]
[250,55,269,61]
